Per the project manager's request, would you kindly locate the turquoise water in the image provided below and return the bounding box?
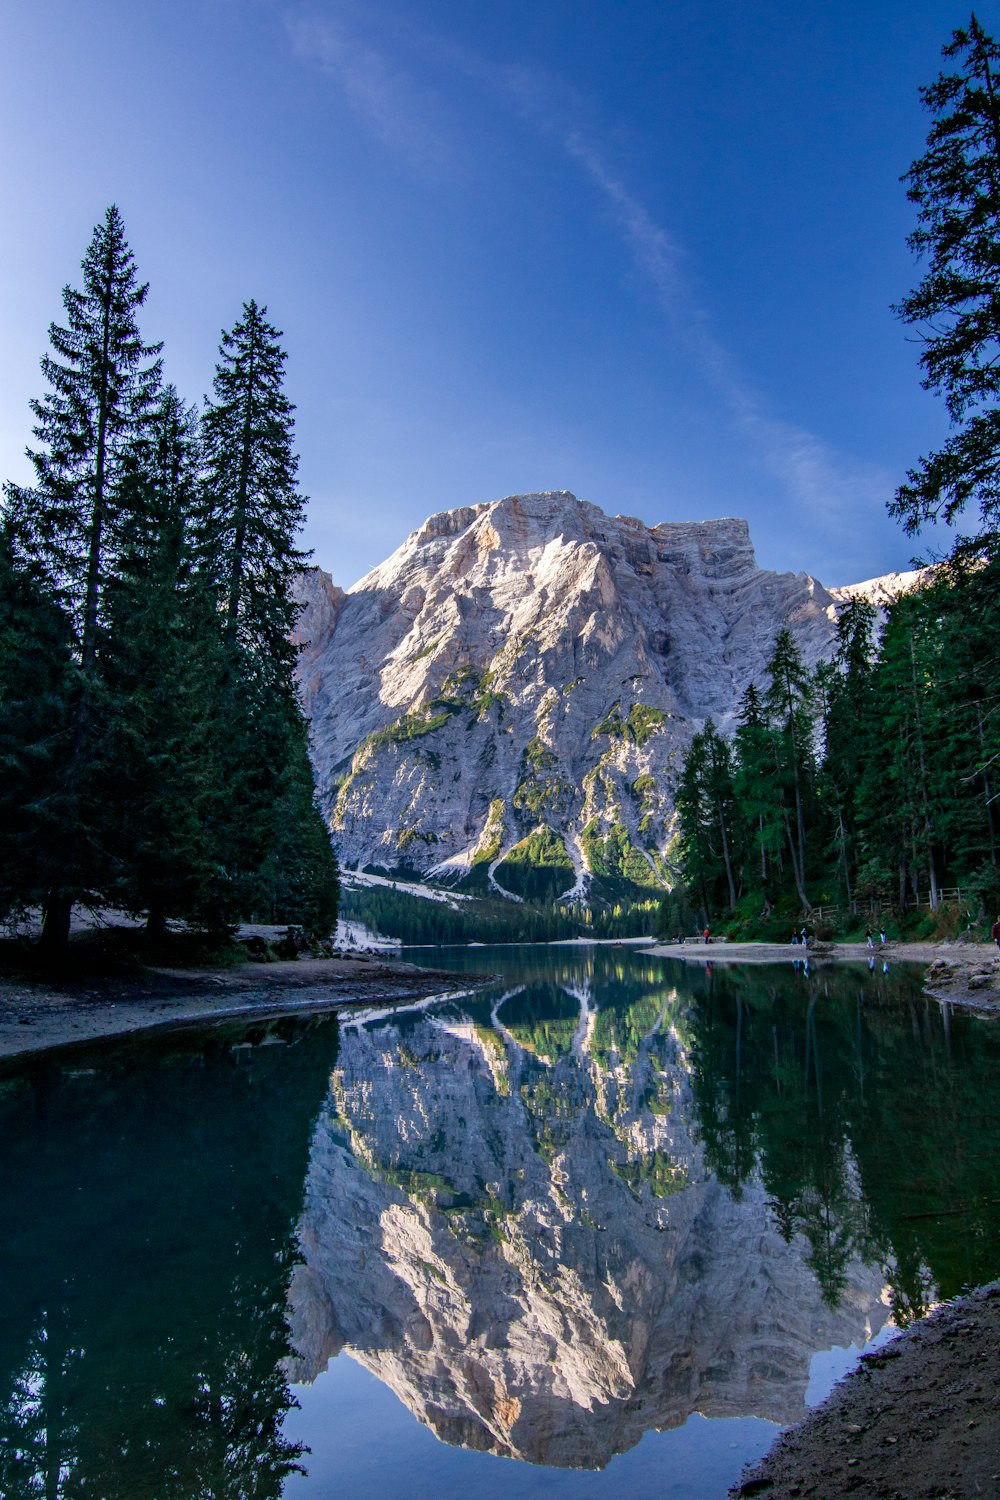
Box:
[2,947,999,1498]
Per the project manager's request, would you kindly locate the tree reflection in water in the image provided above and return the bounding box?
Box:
[0,1016,339,1500]
[685,963,1000,1321]
[2,951,999,1494]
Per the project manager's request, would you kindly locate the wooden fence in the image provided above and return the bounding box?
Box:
[810,888,968,922]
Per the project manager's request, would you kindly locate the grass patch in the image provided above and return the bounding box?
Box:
[493,827,574,902]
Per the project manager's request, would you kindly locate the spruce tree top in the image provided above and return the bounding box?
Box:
[3,205,162,657]
[200,300,308,673]
[893,15,1000,553]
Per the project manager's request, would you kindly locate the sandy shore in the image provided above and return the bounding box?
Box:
[0,954,489,1063]
[647,939,1000,1012]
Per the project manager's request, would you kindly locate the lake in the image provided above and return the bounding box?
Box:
[2,944,999,1499]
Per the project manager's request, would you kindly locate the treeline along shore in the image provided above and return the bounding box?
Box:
[677,15,1000,948]
[674,579,1000,943]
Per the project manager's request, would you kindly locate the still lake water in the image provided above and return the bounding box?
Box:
[2,945,1000,1499]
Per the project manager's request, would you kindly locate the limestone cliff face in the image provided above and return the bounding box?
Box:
[295,492,854,881]
[287,993,888,1468]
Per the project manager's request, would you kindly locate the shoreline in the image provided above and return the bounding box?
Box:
[646,938,1000,1012]
[731,1281,1000,1499]
[2,937,998,1066]
[4,936,998,1486]
[0,955,490,1064]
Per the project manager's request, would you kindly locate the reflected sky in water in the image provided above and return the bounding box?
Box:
[2,947,999,1499]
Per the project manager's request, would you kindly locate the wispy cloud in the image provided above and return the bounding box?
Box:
[286,10,456,177]
[285,5,891,539]
[556,128,889,529]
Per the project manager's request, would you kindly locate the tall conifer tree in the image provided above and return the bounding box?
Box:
[763,630,816,911]
[4,206,162,667]
[200,301,307,672]
[98,388,224,930]
[0,528,77,919]
[893,15,1000,552]
[198,303,338,931]
[2,206,162,945]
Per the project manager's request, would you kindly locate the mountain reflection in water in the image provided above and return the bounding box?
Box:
[2,948,1000,1498]
[287,948,1000,1471]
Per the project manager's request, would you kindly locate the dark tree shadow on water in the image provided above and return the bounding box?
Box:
[0,1016,339,1499]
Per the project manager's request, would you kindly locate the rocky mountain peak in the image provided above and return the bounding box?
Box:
[294,492,895,891]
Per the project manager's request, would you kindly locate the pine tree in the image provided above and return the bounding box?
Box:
[2,206,162,946]
[817,598,878,906]
[734,682,784,902]
[198,302,339,934]
[763,630,816,911]
[703,722,740,909]
[893,15,1000,553]
[4,206,162,667]
[676,720,739,917]
[676,730,717,921]
[200,301,307,672]
[97,388,224,931]
[0,528,78,919]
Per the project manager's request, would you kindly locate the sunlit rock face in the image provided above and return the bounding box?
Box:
[295,491,855,880]
[287,988,889,1468]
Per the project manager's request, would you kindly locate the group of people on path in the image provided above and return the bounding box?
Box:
[697,916,1000,949]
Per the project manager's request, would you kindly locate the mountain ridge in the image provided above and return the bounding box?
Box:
[295,491,913,892]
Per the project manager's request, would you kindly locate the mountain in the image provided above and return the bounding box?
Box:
[286,978,889,1465]
[295,491,898,892]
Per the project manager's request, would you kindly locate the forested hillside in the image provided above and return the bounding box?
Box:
[0,208,339,949]
[677,18,1000,939]
[677,567,1000,935]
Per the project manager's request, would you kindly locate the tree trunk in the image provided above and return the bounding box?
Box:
[80,254,115,674]
[40,891,72,953]
[716,795,738,908]
[782,807,812,911]
[909,633,939,909]
[836,805,853,906]
[226,325,258,638]
[146,899,167,938]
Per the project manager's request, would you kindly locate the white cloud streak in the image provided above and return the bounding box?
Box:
[559,128,889,528]
[286,5,891,541]
[286,11,456,177]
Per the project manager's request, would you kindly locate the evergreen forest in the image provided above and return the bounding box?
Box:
[676,18,1000,940]
[0,207,339,950]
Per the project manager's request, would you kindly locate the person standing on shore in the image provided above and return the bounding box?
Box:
[992,916,1000,951]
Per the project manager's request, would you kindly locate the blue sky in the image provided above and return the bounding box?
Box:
[0,0,980,587]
